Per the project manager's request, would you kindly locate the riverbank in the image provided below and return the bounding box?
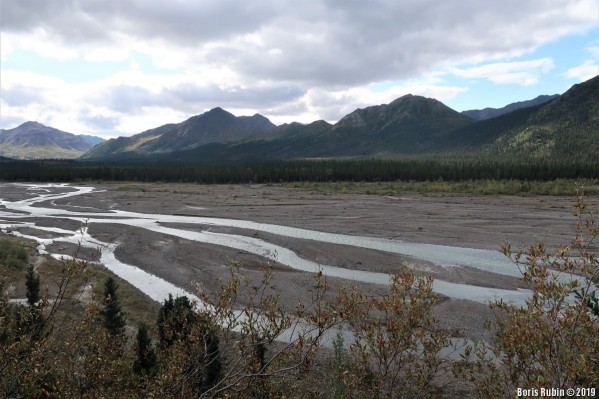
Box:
[2,182,596,341]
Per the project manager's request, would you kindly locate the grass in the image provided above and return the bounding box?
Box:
[97,177,599,197]
[1,234,161,333]
[0,236,36,292]
[279,178,599,196]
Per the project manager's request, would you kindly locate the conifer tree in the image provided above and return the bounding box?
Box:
[156,294,196,347]
[100,277,126,335]
[133,324,156,375]
[156,295,222,393]
[24,264,44,340]
[25,265,40,308]
[201,318,221,392]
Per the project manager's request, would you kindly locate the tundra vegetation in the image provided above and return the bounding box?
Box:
[0,193,597,398]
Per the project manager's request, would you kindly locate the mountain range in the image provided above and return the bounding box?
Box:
[461,94,559,120]
[3,75,597,161]
[0,122,103,159]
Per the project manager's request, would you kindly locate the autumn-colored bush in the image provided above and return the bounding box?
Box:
[456,193,599,398]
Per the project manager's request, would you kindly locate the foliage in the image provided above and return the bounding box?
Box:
[292,178,599,196]
[0,256,89,397]
[195,263,338,398]
[2,157,599,185]
[153,294,222,396]
[456,193,599,397]
[24,265,45,343]
[329,331,350,398]
[0,239,29,270]
[575,288,599,317]
[99,277,126,335]
[156,294,198,347]
[133,324,157,376]
[25,264,40,307]
[335,271,452,398]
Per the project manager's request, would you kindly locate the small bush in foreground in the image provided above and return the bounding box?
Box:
[456,193,599,397]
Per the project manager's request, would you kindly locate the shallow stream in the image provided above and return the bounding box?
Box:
[0,183,532,305]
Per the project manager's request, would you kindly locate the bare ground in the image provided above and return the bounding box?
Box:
[5,182,597,341]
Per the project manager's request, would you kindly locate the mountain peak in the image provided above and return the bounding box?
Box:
[197,107,238,122]
[19,121,46,129]
[207,107,229,114]
[0,122,100,159]
[82,107,276,159]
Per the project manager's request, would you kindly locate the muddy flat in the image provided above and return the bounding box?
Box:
[1,182,595,341]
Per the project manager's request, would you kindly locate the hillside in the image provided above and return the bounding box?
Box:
[436,75,599,159]
[81,108,276,159]
[0,122,103,159]
[489,75,598,158]
[323,94,474,155]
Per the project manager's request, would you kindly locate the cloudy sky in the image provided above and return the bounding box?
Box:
[1,0,597,138]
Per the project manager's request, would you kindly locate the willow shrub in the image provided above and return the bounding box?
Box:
[456,193,599,397]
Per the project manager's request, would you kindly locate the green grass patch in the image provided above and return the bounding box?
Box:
[1,234,160,332]
[0,237,30,270]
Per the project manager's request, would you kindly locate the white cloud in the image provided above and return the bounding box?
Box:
[563,60,599,81]
[3,0,596,86]
[2,31,78,61]
[451,58,555,86]
[1,0,597,135]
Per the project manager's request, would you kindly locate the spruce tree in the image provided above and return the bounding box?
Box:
[100,277,126,335]
[156,295,222,392]
[133,324,157,375]
[201,318,221,392]
[156,294,196,347]
[25,265,40,308]
[24,264,44,340]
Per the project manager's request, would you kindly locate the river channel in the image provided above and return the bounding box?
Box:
[0,183,533,306]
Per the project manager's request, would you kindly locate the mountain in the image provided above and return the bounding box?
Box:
[440,75,599,158]
[81,108,276,160]
[462,94,559,120]
[321,94,474,155]
[0,122,104,159]
[168,120,334,162]
[79,75,598,162]
[494,75,599,158]
[81,95,474,161]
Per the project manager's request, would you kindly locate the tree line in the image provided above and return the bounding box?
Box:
[1,157,598,183]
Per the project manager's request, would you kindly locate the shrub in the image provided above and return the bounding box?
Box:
[336,271,452,398]
[0,239,28,270]
[457,193,599,397]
